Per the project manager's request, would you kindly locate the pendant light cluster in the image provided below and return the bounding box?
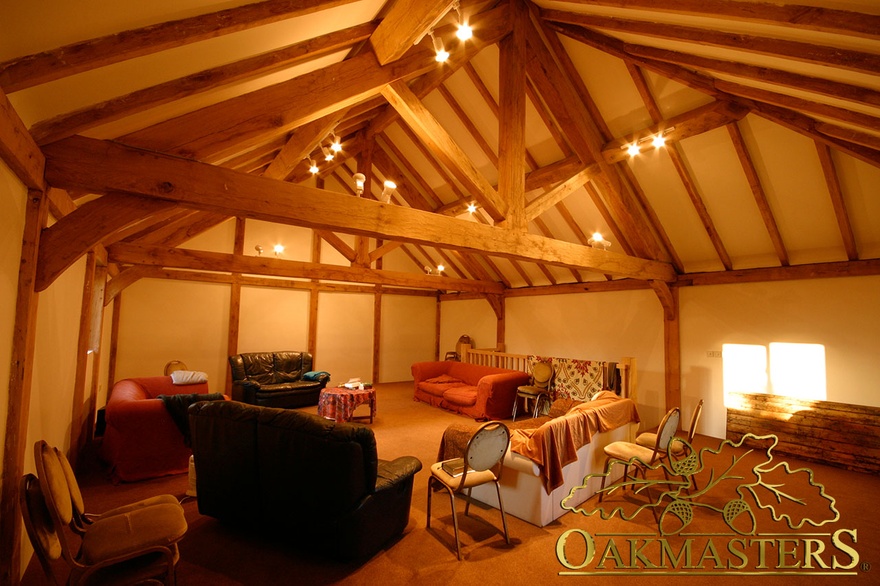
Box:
[304,130,344,175]
[303,133,398,202]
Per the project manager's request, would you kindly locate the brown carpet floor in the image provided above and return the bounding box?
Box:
[23,382,880,585]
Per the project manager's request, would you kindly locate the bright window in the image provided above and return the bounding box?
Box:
[722,342,826,407]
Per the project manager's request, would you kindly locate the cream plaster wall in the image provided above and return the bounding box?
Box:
[316,291,374,385]
[680,275,880,440]
[439,298,498,355]
[504,290,668,431]
[29,257,85,453]
[238,286,310,353]
[379,294,437,382]
[115,278,231,386]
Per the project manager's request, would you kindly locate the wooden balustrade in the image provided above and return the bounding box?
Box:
[458,344,635,400]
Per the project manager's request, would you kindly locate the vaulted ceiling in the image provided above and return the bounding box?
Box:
[2,0,879,297]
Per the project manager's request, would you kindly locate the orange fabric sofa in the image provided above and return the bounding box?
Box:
[411,361,530,420]
[100,375,223,481]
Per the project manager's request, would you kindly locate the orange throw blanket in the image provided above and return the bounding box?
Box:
[509,392,640,494]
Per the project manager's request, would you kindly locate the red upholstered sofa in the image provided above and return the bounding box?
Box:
[100,375,223,481]
[412,361,530,420]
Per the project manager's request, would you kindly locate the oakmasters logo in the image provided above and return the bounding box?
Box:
[554,434,865,578]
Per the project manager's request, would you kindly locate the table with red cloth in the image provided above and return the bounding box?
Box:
[317,386,376,423]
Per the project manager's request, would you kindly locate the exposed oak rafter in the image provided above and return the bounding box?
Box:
[0,0,361,93]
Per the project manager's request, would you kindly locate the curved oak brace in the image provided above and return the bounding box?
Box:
[649,279,677,321]
[485,293,504,319]
[35,192,177,292]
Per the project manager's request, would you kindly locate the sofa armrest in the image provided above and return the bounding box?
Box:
[375,456,423,492]
[476,371,532,420]
[105,396,172,428]
[411,361,450,383]
[231,380,261,403]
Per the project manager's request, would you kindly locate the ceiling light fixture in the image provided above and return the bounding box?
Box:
[353,172,366,196]
[588,232,611,250]
[321,145,334,162]
[453,1,472,41]
[254,245,263,256]
[619,126,675,156]
[429,30,449,63]
[307,158,319,174]
[466,202,477,214]
[381,180,397,203]
[273,244,284,257]
[329,132,342,153]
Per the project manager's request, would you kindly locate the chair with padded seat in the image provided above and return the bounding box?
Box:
[43,441,180,535]
[20,473,182,586]
[599,407,681,502]
[427,420,511,560]
[512,361,553,421]
[636,399,703,457]
[32,441,187,585]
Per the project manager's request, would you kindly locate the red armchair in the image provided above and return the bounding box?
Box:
[100,375,223,482]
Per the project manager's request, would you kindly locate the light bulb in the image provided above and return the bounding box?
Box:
[466,202,477,214]
[330,133,342,153]
[627,144,640,157]
[273,244,284,256]
[652,134,666,148]
[430,32,449,63]
[454,1,472,41]
[308,159,319,174]
[381,180,396,203]
[321,145,334,161]
[437,264,445,273]
[353,172,366,196]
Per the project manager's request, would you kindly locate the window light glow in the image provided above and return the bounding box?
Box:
[770,343,826,401]
[722,344,767,407]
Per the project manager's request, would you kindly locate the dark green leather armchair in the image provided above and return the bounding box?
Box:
[188,400,422,560]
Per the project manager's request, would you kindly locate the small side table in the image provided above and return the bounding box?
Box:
[318,387,376,423]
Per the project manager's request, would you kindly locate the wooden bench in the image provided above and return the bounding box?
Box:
[726,391,880,474]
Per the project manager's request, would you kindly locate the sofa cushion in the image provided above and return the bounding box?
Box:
[257,381,323,393]
[240,353,276,385]
[426,374,461,384]
[443,386,478,406]
[274,352,310,383]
